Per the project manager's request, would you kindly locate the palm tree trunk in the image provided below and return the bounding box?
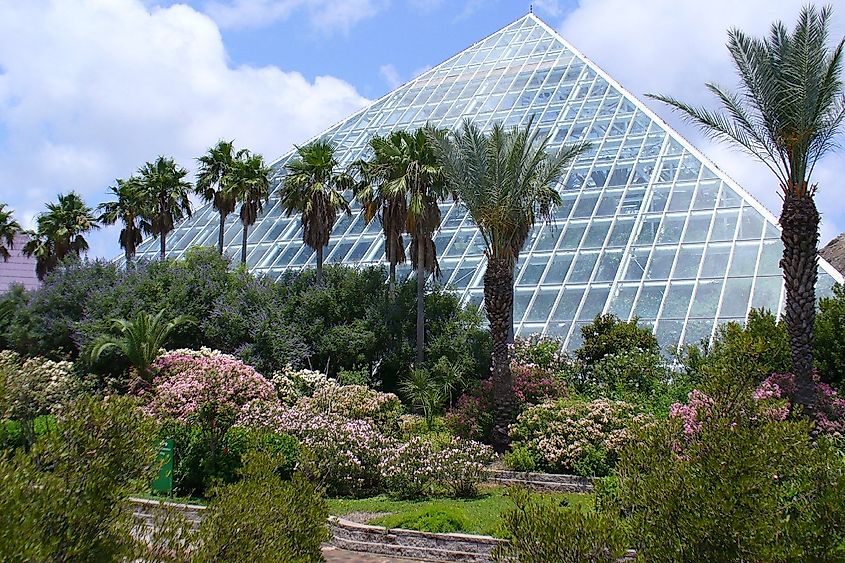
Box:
[780,190,820,410]
[389,260,397,300]
[241,223,249,264]
[159,232,166,260]
[218,211,226,255]
[316,245,324,286]
[485,255,514,453]
[125,249,132,269]
[416,236,425,365]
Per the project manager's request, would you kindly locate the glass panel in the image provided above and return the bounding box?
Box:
[646,246,677,280]
[533,224,560,251]
[552,287,586,321]
[583,220,611,248]
[668,183,696,212]
[683,212,712,243]
[737,206,764,240]
[595,250,623,282]
[578,286,610,321]
[673,245,704,279]
[683,319,715,346]
[647,187,670,213]
[693,180,720,210]
[607,218,634,247]
[720,277,752,318]
[711,209,738,241]
[513,288,534,323]
[573,192,600,217]
[608,284,638,320]
[690,279,723,318]
[662,282,694,318]
[559,222,588,249]
[750,276,782,312]
[569,252,599,282]
[758,240,783,276]
[596,191,622,215]
[526,289,560,322]
[729,242,760,277]
[518,254,549,286]
[657,215,686,244]
[624,248,650,281]
[543,252,574,285]
[620,188,645,215]
[656,319,685,350]
[636,216,661,245]
[718,185,742,208]
[634,284,665,319]
[701,243,731,278]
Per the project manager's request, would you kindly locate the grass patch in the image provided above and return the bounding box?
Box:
[328,486,592,538]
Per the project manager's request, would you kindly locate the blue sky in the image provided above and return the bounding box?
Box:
[0,0,843,259]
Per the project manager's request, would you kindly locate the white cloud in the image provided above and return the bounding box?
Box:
[203,0,389,31]
[379,63,403,89]
[553,0,845,243]
[0,0,369,258]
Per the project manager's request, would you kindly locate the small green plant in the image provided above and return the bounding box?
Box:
[503,444,537,472]
[386,507,468,534]
[194,453,329,562]
[494,488,627,562]
[400,368,445,428]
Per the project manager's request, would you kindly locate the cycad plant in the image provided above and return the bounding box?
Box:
[89,309,194,388]
[196,140,239,255]
[648,5,845,408]
[354,127,449,363]
[138,156,193,260]
[436,119,587,450]
[0,203,22,262]
[97,177,151,267]
[280,140,352,286]
[23,192,98,280]
[227,150,271,264]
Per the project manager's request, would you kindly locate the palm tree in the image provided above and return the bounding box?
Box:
[648,5,845,409]
[355,128,448,364]
[89,309,194,388]
[97,176,151,267]
[436,119,587,451]
[23,192,99,280]
[138,156,193,260]
[226,150,271,264]
[279,140,352,286]
[196,140,238,255]
[0,203,22,262]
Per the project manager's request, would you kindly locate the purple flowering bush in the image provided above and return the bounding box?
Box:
[760,372,845,435]
[509,398,651,476]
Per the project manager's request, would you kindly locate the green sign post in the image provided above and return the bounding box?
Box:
[151,438,174,494]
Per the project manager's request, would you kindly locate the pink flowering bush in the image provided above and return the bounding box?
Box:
[299,384,403,434]
[270,365,333,405]
[509,398,651,476]
[146,348,275,425]
[379,436,440,499]
[436,437,495,498]
[761,372,845,435]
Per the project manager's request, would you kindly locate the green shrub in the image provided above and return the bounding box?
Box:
[194,453,329,562]
[385,508,468,534]
[583,349,669,400]
[503,444,537,472]
[577,314,658,369]
[0,395,159,561]
[816,284,845,388]
[609,386,845,561]
[494,488,627,562]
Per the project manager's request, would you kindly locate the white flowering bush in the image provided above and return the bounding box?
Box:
[270,365,333,405]
[509,398,651,476]
[299,384,403,434]
[436,437,495,498]
[0,350,84,441]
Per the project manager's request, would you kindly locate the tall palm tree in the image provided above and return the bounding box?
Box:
[90,309,194,388]
[226,150,271,265]
[648,5,845,408]
[436,119,587,451]
[23,192,99,280]
[355,128,449,364]
[0,203,22,262]
[196,140,238,255]
[138,156,193,260]
[280,140,352,286]
[97,176,151,267]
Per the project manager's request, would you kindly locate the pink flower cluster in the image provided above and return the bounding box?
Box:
[668,390,715,436]
[761,373,845,435]
[146,348,274,422]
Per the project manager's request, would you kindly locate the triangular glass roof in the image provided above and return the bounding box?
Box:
[135,13,844,351]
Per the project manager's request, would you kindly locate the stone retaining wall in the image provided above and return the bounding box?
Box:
[486,469,595,493]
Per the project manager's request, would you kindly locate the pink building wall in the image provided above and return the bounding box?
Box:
[0,234,39,292]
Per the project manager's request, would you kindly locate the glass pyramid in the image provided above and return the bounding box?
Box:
[134,13,844,351]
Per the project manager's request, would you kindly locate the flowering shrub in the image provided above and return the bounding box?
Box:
[511,335,571,372]
[146,348,275,424]
[270,365,332,405]
[380,436,440,499]
[0,350,84,443]
[299,384,403,433]
[509,398,650,476]
[436,437,494,497]
[761,372,845,435]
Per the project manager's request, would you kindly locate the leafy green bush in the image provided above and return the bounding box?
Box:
[609,385,845,561]
[494,488,627,563]
[577,314,658,369]
[583,349,669,400]
[194,453,329,562]
[385,507,468,534]
[503,444,537,472]
[816,284,845,388]
[0,395,159,561]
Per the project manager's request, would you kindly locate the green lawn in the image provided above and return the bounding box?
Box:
[328,486,592,538]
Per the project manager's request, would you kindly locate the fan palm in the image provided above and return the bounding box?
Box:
[89,309,194,387]
[436,119,588,451]
[0,203,22,262]
[648,5,845,408]
[196,140,239,255]
[280,140,352,286]
[138,156,193,260]
[23,192,99,280]
[356,127,449,364]
[226,150,271,264]
[97,176,151,267]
